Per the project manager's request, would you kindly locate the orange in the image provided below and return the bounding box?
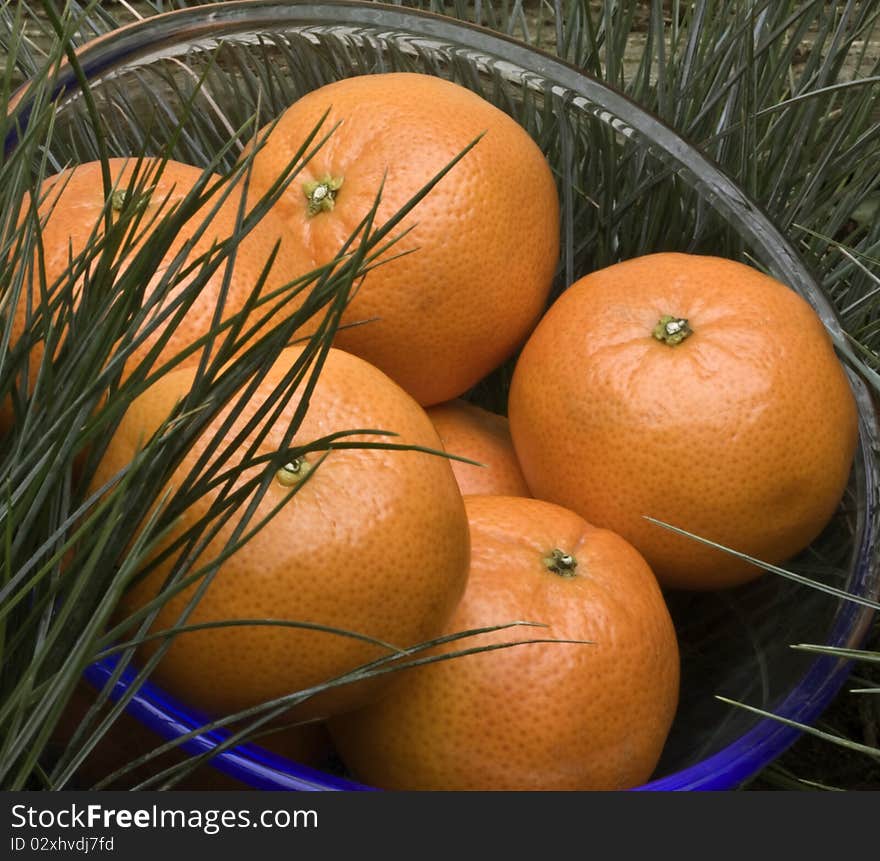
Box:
[89,345,470,720]
[329,494,680,791]
[4,157,303,424]
[508,252,859,591]
[246,72,560,406]
[426,399,530,497]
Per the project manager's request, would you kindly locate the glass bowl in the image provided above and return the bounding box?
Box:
[13,0,880,791]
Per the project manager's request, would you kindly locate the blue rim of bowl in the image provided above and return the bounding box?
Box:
[82,658,374,791]
[14,0,880,791]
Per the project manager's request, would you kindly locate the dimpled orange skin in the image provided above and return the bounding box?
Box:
[4,158,304,422]
[90,346,471,720]
[508,252,859,591]
[427,399,531,497]
[329,495,680,791]
[246,72,560,406]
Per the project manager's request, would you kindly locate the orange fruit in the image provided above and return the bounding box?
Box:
[426,399,530,497]
[4,157,303,427]
[246,72,560,406]
[90,345,470,721]
[508,252,859,591]
[329,494,680,791]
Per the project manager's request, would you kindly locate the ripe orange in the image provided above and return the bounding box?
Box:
[329,494,680,791]
[508,253,859,591]
[90,345,470,720]
[4,157,303,423]
[246,72,560,406]
[426,399,530,497]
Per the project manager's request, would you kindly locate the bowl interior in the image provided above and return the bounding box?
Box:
[25,2,880,790]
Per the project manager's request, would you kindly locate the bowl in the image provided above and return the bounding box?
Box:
[12,0,880,791]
